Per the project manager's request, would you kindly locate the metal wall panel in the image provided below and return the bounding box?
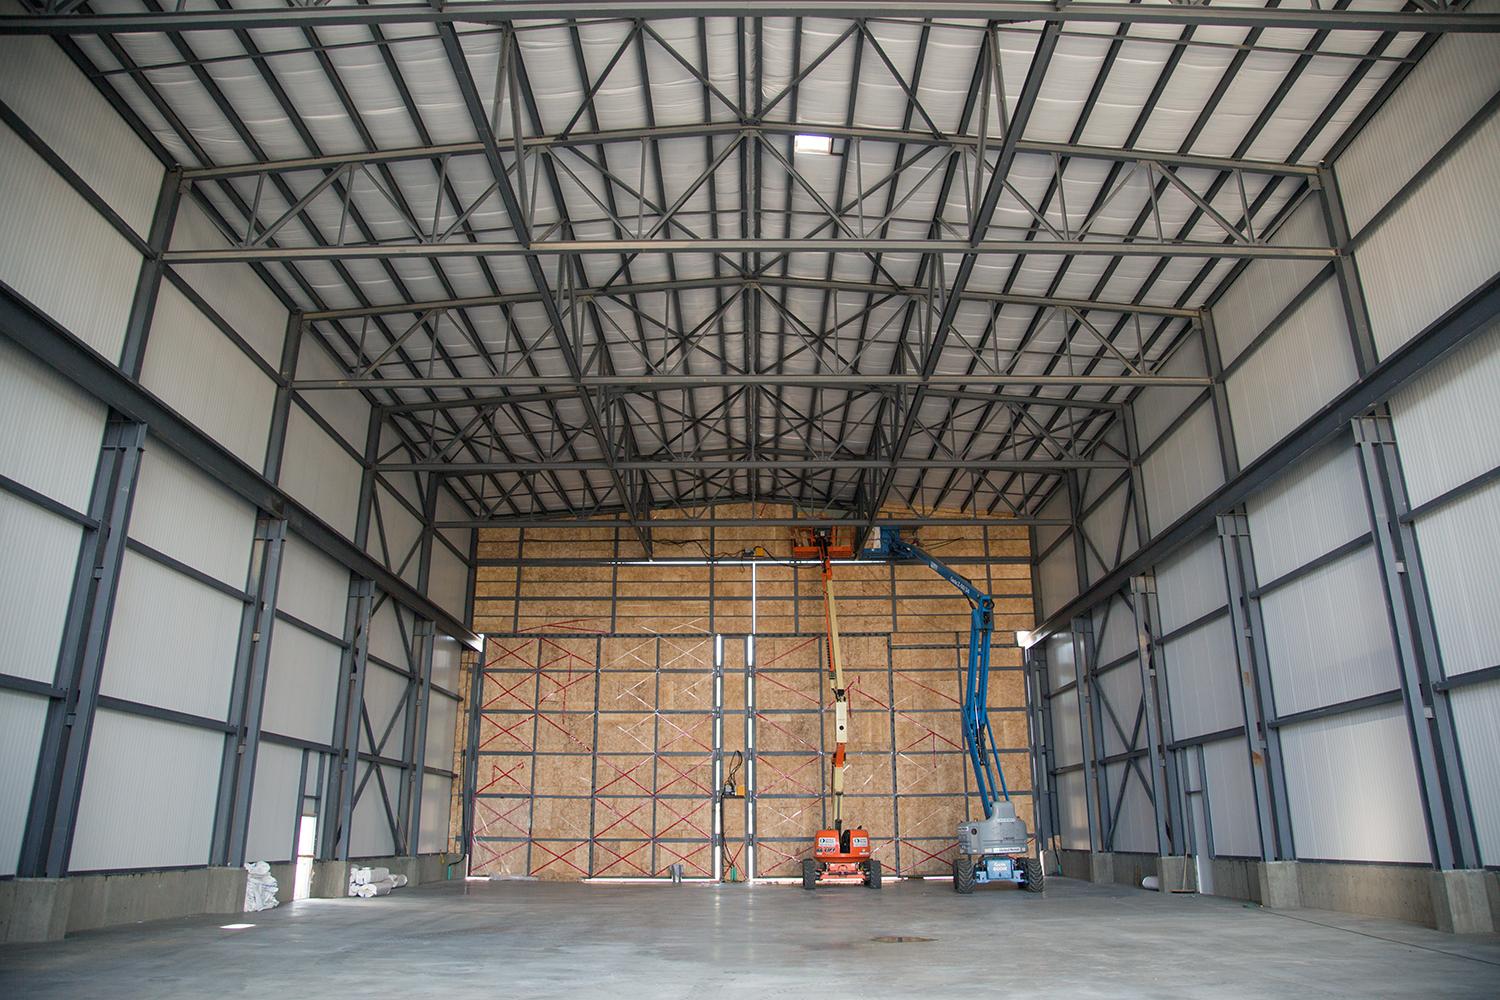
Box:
[0,690,48,876]
[1225,276,1356,465]
[294,339,370,451]
[244,742,304,864]
[370,484,423,589]
[1210,197,1332,365]
[279,406,363,542]
[1082,479,1136,583]
[0,490,83,683]
[1334,5,1500,237]
[1279,703,1430,864]
[1161,618,1242,741]
[429,543,469,621]
[1103,760,1157,855]
[1449,679,1500,866]
[1046,631,1076,689]
[101,551,242,721]
[1358,111,1500,360]
[1200,737,1260,858]
[1142,401,1224,535]
[431,634,463,693]
[1244,441,1368,584]
[1410,482,1500,677]
[143,281,276,470]
[168,199,287,365]
[1056,769,1090,851]
[1034,488,1070,556]
[262,623,342,745]
[426,691,459,765]
[369,597,412,667]
[70,710,222,871]
[1154,532,1227,634]
[129,444,256,587]
[1038,537,1078,620]
[1260,547,1399,717]
[1096,662,1143,759]
[1052,688,1083,769]
[359,662,409,755]
[1388,316,1500,507]
[349,764,400,859]
[1134,335,1208,452]
[276,533,351,637]
[0,124,141,363]
[0,34,162,236]
[418,773,452,854]
[1091,594,1136,670]
[0,338,106,509]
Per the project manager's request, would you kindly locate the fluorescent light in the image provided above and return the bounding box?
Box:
[220,923,255,930]
[794,134,833,155]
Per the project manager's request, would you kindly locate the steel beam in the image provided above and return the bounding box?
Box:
[4,3,1497,35]
[297,373,1210,390]
[1129,573,1179,857]
[325,578,375,860]
[162,239,1338,264]
[394,457,1124,473]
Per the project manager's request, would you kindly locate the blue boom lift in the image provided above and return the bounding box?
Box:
[862,528,1043,893]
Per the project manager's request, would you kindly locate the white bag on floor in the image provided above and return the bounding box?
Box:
[244,861,279,912]
[391,874,408,888]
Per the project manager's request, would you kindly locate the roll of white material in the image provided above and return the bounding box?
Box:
[391,874,409,888]
[367,866,391,884]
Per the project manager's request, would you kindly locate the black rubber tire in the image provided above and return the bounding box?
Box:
[953,857,976,894]
[1021,857,1045,893]
[867,859,882,890]
[802,858,818,891]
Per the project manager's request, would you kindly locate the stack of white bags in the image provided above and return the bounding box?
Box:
[348,865,409,899]
[244,861,280,912]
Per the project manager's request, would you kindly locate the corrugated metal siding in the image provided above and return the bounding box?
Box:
[1260,547,1398,716]
[262,623,342,744]
[1388,316,1500,507]
[1161,618,1242,740]
[294,338,371,451]
[426,692,459,765]
[1141,401,1224,535]
[1279,703,1430,864]
[1038,538,1078,620]
[1244,442,1368,584]
[432,634,464,692]
[1357,110,1500,360]
[143,282,276,470]
[1133,335,1207,452]
[1056,770,1090,850]
[1154,532,1227,634]
[1091,594,1136,669]
[369,597,412,666]
[1210,197,1332,365]
[280,406,362,541]
[0,690,48,876]
[244,743,304,864]
[0,339,106,509]
[418,774,453,854]
[130,445,256,587]
[1449,679,1500,865]
[371,485,423,589]
[0,490,83,683]
[1096,663,1143,759]
[1334,4,1500,237]
[1103,761,1157,854]
[169,199,287,366]
[0,35,162,236]
[102,552,241,720]
[429,544,469,621]
[70,710,222,871]
[1225,276,1356,465]
[1410,481,1500,677]
[1201,737,1260,858]
[0,124,140,362]
[1045,631,1075,689]
[360,662,410,754]
[276,533,352,636]
[349,765,400,858]
[1034,488,1070,556]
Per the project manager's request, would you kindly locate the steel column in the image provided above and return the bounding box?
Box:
[263,312,305,484]
[1070,616,1103,854]
[1352,412,1479,870]
[1129,573,1179,857]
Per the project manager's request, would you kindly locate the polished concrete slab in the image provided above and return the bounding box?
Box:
[3,877,1498,998]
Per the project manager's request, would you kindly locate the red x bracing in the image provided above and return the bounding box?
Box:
[475,757,528,796]
[901,838,960,873]
[478,712,534,752]
[756,753,820,797]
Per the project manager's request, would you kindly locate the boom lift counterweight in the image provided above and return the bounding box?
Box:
[862,528,1043,894]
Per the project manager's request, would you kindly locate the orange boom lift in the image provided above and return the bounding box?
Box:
[791,529,881,890]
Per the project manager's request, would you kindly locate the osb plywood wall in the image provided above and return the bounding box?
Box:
[467,504,1034,880]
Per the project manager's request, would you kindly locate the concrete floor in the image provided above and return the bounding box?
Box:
[3,877,1499,998]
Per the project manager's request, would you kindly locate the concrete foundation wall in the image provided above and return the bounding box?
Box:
[1293,861,1436,927]
[0,866,247,943]
[308,853,455,898]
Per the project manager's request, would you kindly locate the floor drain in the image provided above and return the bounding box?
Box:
[870,935,935,944]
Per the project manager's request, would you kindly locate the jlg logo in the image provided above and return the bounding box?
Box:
[817,836,838,851]
[851,836,868,849]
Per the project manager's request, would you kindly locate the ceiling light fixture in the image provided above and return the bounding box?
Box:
[794,133,834,155]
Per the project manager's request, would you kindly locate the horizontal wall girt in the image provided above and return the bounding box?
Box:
[5,3,1498,35]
